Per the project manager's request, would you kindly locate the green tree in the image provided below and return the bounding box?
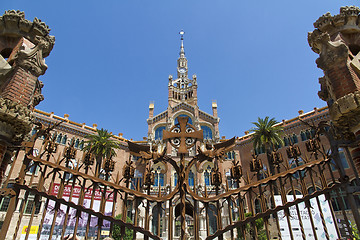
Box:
[237,213,266,240]
[352,221,360,239]
[112,214,133,240]
[84,128,119,175]
[249,116,283,175]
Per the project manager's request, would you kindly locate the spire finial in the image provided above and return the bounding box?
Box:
[179,30,185,58]
[179,29,185,41]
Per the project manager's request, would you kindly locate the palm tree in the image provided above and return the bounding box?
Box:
[249,117,283,175]
[84,128,119,175]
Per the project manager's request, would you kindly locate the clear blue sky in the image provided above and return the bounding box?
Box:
[2,1,359,140]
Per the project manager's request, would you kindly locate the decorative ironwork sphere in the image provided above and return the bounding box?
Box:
[250,154,263,173]
[45,140,58,154]
[143,170,154,186]
[64,145,76,160]
[83,152,94,167]
[211,170,222,187]
[286,145,301,159]
[268,151,283,166]
[104,159,115,173]
[123,164,135,180]
[305,138,320,153]
[231,165,243,181]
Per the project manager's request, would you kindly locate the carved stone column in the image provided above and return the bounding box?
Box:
[308,6,360,171]
[0,10,54,180]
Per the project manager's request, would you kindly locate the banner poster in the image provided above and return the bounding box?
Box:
[274,195,338,240]
[39,183,114,240]
[20,226,39,240]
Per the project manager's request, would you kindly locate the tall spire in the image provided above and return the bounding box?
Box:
[179,30,185,58]
[177,30,188,78]
[168,29,198,107]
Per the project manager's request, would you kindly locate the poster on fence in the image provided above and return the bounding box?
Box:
[39,183,114,240]
[274,195,338,240]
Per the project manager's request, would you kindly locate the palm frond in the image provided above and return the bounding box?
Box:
[248,117,284,150]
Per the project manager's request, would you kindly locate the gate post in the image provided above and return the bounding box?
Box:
[309,6,360,231]
[0,10,54,182]
[308,6,360,171]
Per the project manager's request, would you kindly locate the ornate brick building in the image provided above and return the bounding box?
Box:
[0,6,360,240]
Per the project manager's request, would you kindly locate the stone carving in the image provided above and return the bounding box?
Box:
[3,10,25,18]
[318,76,329,101]
[325,91,360,139]
[340,6,360,17]
[32,17,51,37]
[309,6,360,140]
[313,12,334,32]
[308,6,360,54]
[311,34,349,70]
[0,56,11,83]
[310,6,360,37]
[0,10,55,58]
[14,37,48,77]
[0,98,33,143]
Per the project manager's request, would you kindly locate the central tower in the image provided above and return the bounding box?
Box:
[147,30,220,147]
[168,30,198,108]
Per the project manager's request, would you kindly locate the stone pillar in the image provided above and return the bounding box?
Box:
[308,6,360,172]
[0,10,54,180]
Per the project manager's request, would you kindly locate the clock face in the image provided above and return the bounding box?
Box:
[179,68,186,73]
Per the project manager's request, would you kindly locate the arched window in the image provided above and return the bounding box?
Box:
[330,148,350,171]
[188,170,194,187]
[20,192,42,214]
[284,137,290,146]
[154,166,164,187]
[201,126,213,140]
[254,198,262,214]
[227,171,239,189]
[207,204,218,235]
[0,183,13,212]
[329,183,350,211]
[175,114,192,125]
[255,145,266,155]
[131,169,143,190]
[64,159,77,181]
[155,126,166,140]
[288,158,305,179]
[258,166,267,181]
[292,134,298,143]
[79,140,84,150]
[230,199,239,222]
[204,165,212,186]
[307,186,321,194]
[288,189,302,196]
[31,129,37,136]
[225,151,235,160]
[62,135,67,145]
[56,133,62,143]
[152,204,163,236]
[310,129,316,138]
[174,172,178,186]
[74,139,80,148]
[300,131,306,141]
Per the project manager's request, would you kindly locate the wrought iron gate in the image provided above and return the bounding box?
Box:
[0,117,359,240]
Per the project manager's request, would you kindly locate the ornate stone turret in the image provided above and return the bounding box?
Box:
[308,6,360,170]
[168,30,198,108]
[0,10,54,179]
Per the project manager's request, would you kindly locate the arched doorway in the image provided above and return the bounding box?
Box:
[175,202,194,237]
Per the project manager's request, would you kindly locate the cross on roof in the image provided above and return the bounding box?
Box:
[163,116,203,154]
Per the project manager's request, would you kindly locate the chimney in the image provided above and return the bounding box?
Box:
[149,102,154,118]
[212,101,218,117]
